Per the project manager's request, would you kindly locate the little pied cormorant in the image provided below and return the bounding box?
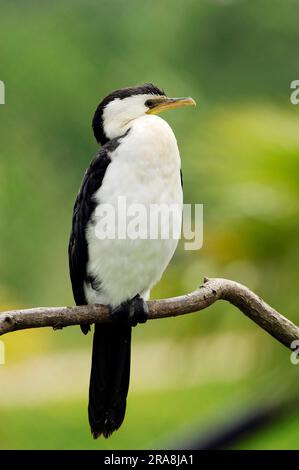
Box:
[68,84,195,438]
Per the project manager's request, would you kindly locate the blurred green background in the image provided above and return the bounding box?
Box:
[1,0,299,450]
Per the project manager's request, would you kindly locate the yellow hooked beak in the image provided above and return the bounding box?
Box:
[146,96,196,115]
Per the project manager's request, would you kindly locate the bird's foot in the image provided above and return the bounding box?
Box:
[110,301,130,325]
[129,294,149,326]
[110,295,149,327]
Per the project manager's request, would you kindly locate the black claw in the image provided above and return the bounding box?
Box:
[81,324,91,335]
[110,300,130,324]
[129,295,149,327]
[110,295,149,327]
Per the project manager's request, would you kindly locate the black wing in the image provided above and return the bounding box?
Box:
[69,133,129,336]
[68,147,111,308]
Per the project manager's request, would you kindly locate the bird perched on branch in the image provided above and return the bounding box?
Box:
[68,83,195,438]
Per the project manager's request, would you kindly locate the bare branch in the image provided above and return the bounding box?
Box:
[0,278,298,350]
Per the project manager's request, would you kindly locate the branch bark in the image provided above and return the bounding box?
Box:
[0,278,298,351]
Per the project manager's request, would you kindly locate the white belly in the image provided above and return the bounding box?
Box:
[85,115,183,307]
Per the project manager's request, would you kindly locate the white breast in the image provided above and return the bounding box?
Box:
[85,115,183,307]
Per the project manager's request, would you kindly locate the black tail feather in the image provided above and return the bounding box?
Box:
[88,322,131,438]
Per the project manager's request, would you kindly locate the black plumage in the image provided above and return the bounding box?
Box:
[68,83,185,439]
[68,147,111,308]
[69,131,130,311]
[68,132,131,437]
[92,83,165,144]
[88,323,131,438]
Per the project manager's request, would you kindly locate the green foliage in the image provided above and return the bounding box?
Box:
[0,382,255,449]
[0,0,299,449]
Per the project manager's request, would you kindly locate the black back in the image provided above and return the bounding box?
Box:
[68,134,128,307]
[68,132,134,438]
[68,149,110,307]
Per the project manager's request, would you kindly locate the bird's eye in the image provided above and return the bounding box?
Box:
[145,99,155,108]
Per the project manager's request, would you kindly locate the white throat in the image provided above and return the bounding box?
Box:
[102,94,153,140]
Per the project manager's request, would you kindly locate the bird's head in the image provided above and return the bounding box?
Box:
[92,83,196,145]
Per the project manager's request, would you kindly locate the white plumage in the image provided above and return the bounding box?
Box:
[85,113,182,307]
[69,84,195,438]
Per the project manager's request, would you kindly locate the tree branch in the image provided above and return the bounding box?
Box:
[0,278,298,350]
